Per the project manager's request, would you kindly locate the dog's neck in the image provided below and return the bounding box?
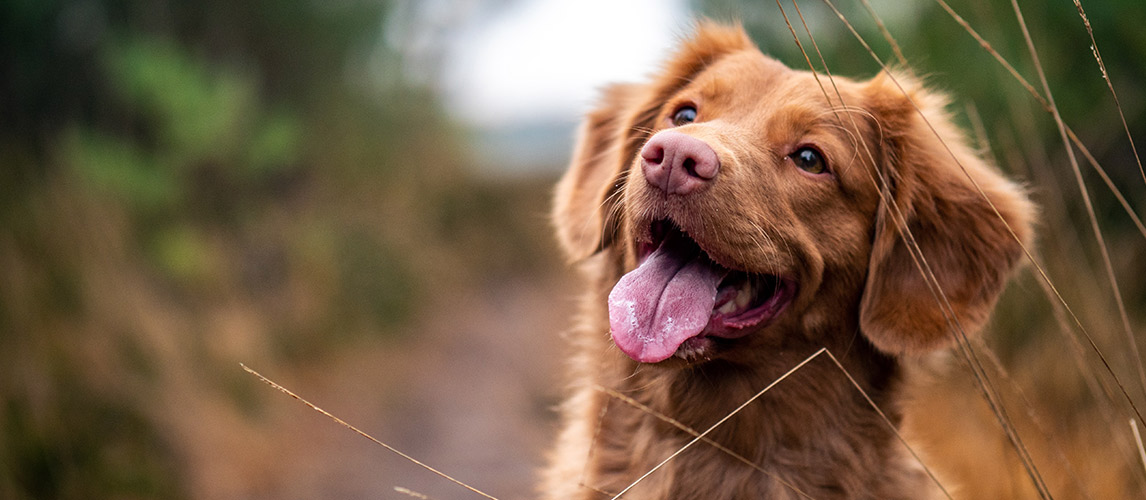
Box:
[578,293,930,497]
[568,255,934,499]
[606,337,900,449]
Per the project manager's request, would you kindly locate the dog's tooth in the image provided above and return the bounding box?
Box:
[734,281,753,309]
[717,300,738,314]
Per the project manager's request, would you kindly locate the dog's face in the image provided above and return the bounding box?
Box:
[609,50,885,364]
[554,24,1033,365]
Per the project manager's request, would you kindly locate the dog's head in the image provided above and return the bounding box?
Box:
[554,23,1033,364]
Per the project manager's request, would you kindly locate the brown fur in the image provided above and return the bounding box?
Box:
[546,23,1034,499]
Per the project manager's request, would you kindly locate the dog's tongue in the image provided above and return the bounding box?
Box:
[608,233,726,363]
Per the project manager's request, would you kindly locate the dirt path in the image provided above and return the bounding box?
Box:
[226,273,576,500]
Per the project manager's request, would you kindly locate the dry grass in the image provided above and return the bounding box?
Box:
[314,2,1146,498]
[2,1,1142,499]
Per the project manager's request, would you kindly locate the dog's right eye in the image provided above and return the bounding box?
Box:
[791,147,828,175]
[671,106,697,126]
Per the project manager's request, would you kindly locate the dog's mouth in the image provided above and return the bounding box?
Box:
[608,221,796,363]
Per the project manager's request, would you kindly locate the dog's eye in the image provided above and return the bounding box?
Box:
[791,147,828,175]
[671,106,697,126]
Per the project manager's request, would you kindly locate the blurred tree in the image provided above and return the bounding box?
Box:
[0,0,484,498]
[4,0,1138,498]
[694,0,1145,181]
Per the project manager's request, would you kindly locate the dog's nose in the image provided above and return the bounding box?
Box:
[640,130,720,195]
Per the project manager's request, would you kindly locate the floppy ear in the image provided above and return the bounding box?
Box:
[859,73,1035,356]
[552,22,755,261]
[553,84,640,261]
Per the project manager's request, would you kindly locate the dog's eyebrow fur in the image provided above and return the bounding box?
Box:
[545,22,1032,500]
[761,104,848,151]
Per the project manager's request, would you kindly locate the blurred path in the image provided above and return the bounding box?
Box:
[219,273,575,500]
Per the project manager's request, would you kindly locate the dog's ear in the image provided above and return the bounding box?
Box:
[553,22,755,261]
[859,73,1035,356]
[553,84,639,260]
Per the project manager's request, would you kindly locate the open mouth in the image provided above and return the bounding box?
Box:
[608,221,796,363]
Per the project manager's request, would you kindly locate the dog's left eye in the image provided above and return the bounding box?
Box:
[791,147,828,175]
[671,106,697,126]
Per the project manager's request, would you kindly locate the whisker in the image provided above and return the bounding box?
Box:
[815,2,1056,496]
[831,0,1146,457]
[956,111,1128,491]
[554,7,1140,500]
[888,3,1146,435]
[789,0,881,182]
[748,219,790,279]
[818,105,878,124]
[791,2,1053,496]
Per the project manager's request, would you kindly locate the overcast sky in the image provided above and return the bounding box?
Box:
[440,0,690,127]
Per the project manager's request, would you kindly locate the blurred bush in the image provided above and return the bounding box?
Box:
[2,0,1143,498]
[0,0,565,498]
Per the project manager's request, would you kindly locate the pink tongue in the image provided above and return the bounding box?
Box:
[608,234,726,363]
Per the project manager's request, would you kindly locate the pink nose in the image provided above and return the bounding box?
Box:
[640,130,720,195]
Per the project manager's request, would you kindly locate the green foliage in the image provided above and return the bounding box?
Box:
[335,231,416,332]
[146,224,215,288]
[694,0,1145,160]
[18,0,1143,497]
[0,0,451,497]
[2,374,185,500]
[695,0,1146,323]
[244,109,302,179]
[66,127,176,211]
[67,35,302,215]
[107,38,259,162]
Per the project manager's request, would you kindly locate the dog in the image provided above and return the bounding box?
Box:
[543,23,1033,499]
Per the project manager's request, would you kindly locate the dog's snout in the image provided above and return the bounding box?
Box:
[640,131,720,195]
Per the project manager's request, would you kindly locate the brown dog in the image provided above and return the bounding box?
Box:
[544,23,1033,499]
